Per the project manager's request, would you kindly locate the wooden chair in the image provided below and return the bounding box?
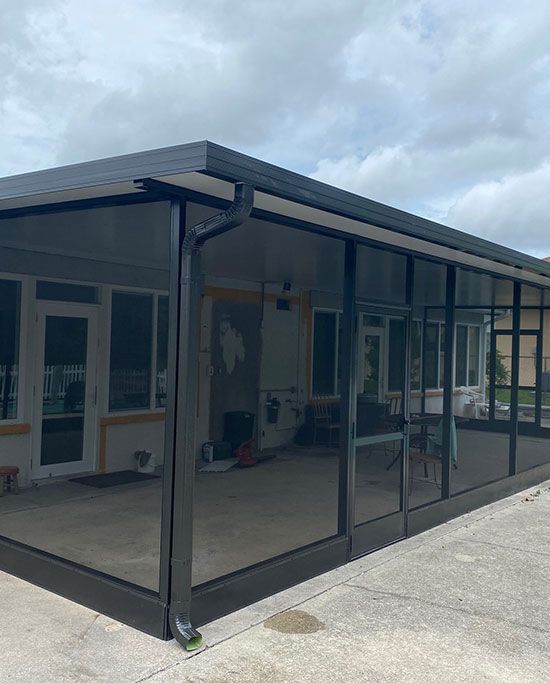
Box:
[0,466,19,496]
[386,396,402,417]
[312,397,340,446]
[383,396,403,460]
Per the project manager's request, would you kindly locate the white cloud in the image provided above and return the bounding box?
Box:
[446,164,550,258]
[1,0,550,257]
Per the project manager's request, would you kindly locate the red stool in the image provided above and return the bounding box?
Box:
[0,466,19,496]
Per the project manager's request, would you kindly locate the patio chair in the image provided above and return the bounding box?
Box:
[408,416,458,484]
[386,396,402,417]
[495,401,511,417]
[311,396,340,446]
[459,387,488,419]
[409,449,441,490]
[383,396,403,460]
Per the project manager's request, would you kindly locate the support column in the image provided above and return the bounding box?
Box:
[441,265,456,499]
[339,240,357,541]
[159,199,185,604]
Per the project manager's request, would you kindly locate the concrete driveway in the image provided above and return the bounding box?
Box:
[1,481,549,682]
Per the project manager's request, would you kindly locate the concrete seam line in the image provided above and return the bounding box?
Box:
[343,583,550,636]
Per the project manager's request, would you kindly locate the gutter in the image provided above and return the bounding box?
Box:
[152,181,254,649]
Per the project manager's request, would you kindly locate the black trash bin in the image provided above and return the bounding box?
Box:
[223,411,255,450]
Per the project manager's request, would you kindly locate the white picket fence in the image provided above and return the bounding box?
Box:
[43,364,86,400]
[0,364,168,402]
[0,365,18,400]
[110,368,149,395]
[157,369,167,397]
[111,369,167,397]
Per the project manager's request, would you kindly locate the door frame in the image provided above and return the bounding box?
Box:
[31,301,99,480]
[350,304,411,559]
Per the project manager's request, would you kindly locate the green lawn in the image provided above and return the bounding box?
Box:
[495,388,550,406]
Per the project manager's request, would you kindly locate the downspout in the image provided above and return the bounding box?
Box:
[169,182,254,650]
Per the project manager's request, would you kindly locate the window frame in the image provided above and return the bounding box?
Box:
[310,309,485,398]
[411,318,423,392]
[311,307,341,399]
[0,273,28,424]
[154,294,169,409]
[106,286,169,415]
[424,320,445,391]
[454,323,482,389]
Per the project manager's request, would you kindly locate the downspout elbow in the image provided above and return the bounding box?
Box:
[169,609,203,652]
[182,182,254,255]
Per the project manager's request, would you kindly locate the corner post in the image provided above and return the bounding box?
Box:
[509,281,521,476]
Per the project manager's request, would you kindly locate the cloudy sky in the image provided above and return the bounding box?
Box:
[2,1,550,257]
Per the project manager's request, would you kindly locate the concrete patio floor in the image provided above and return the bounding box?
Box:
[1,479,549,682]
[0,434,548,590]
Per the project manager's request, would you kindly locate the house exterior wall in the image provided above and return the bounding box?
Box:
[0,201,171,488]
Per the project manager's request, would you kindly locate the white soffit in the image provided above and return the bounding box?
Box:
[1,167,548,290]
[0,181,140,211]
[157,172,550,289]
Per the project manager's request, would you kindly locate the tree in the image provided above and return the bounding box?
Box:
[487,349,510,386]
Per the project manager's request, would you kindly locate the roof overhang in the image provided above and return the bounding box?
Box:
[1,140,549,289]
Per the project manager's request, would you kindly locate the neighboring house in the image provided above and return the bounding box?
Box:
[0,142,548,649]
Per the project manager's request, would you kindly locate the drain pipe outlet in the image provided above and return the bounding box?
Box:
[169,182,254,650]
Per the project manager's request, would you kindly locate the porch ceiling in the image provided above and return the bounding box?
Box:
[1,140,550,288]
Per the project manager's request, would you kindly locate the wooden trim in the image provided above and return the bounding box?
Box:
[0,423,31,436]
[98,423,108,473]
[98,413,165,474]
[204,285,300,305]
[100,413,166,427]
[204,286,262,304]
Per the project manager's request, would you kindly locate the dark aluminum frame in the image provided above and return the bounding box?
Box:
[0,144,550,642]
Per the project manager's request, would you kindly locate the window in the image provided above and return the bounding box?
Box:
[109,292,153,411]
[455,324,481,387]
[312,310,341,396]
[109,291,170,412]
[388,318,406,392]
[439,324,446,388]
[425,322,441,389]
[156,295,169,408]
[422,321,446,390]
[455,325,468,386]
[0,279,21,420]
[468,326,480,386]
[411,320,422,391]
